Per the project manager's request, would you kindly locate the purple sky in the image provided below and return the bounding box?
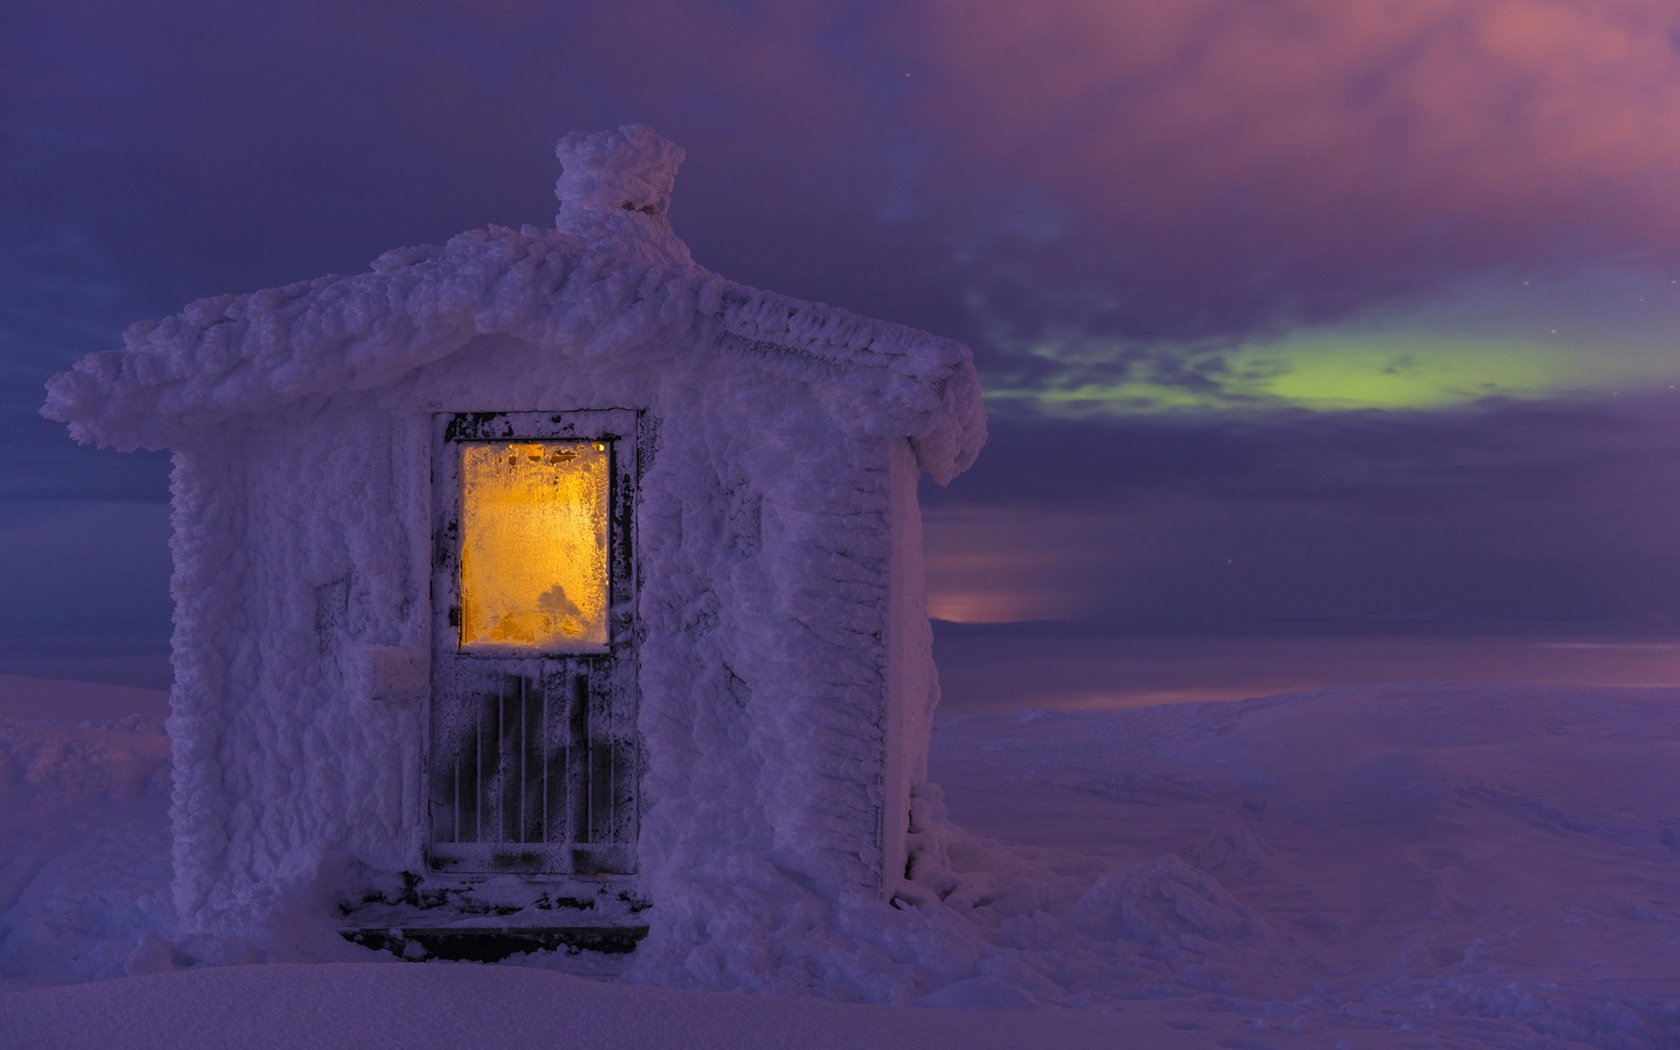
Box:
[6,1,1680,691]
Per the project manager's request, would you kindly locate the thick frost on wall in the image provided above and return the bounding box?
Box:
[166,408,432,930]
[160,329,926,950]
[882,439,939,890]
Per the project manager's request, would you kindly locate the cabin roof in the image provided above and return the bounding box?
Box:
[42,127,985,483]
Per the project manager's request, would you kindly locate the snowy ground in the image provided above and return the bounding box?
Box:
[1,674,1677,1048]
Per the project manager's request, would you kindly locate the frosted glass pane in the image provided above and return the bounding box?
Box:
[459,441,610,651]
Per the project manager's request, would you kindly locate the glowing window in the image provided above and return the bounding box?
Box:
[458,441,610,651]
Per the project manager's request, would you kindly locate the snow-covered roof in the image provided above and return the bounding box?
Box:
[43,125,985,484]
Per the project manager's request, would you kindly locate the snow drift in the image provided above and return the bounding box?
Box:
[4,677,1678,1047]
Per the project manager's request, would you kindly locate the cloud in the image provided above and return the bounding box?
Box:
[14,1,1680,338]
[10,0,1679,519]
[889,0,1680,344]
[24,0,1675,374]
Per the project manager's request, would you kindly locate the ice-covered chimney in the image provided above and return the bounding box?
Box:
[554,124,693,267]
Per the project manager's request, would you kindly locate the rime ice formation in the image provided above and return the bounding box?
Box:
[553,124,692,266]
[41,125,985,985]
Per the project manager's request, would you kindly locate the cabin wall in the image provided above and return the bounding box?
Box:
[631,390,895,897]
[882,437,938,895]
[167,442,249,928]
[168,405,431,934]
[170,332,911,946]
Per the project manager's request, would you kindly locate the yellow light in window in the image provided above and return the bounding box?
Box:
[459,441,609,651]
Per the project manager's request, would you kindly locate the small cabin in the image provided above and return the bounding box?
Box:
[43,126,985,956]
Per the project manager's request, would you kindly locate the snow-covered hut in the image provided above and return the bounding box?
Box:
[42,126,984,955]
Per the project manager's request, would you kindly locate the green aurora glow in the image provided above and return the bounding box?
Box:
[990,331,1674,415]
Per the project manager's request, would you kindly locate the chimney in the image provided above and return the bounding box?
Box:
[554,124,693,266]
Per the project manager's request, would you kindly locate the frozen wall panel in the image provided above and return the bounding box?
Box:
[882,437,934,895]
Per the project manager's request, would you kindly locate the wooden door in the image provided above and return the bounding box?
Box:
[428,410,640,876]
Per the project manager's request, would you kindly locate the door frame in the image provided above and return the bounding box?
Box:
[425,408,645,879]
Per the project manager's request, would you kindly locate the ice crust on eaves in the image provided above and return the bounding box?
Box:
[42,226,984,483]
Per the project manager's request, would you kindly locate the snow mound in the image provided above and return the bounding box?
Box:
[1066,853,1266,948]
[0,708,172,985]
